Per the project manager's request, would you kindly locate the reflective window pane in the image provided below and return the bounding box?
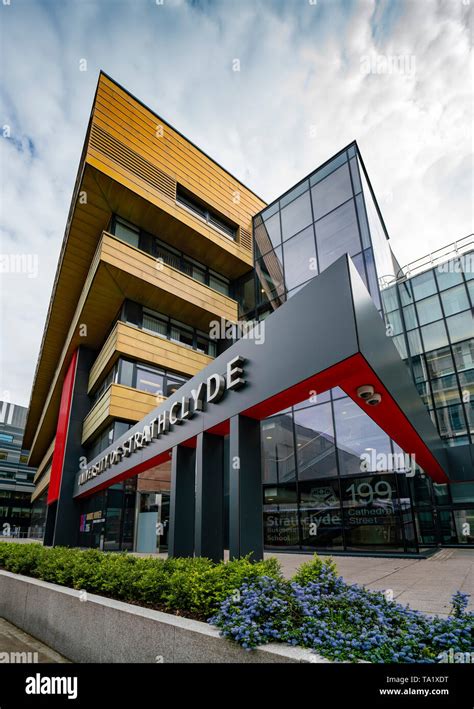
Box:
[436,403,467,438]
[315,201,361,272]
[355,193,371,249]
[435,263,464,290]
[256,249,285,303]
[385,309,403,336]
[261,414,296,484]
[294,403,337,479]
[165,373,187,397]
[403,304,418,330]
[399,281,414,306]
[407,329,423,357]
[411,354,428,382]
[440,284,470,316]
[453,509,474,543]
[416,294,443,325]
[462,253,474,280]
[446,311,474,344]
[299,479,343,549]
[333,398,392,475]
[421,320,449,352]
[280,180,309,208]
[352,252,368,289]
[431,374,461,407]
[349,157,361,194]
[309,151,347,186]
[425,346,455,378]
[254,213,281,255]
[452,339,474,371]
[392,334,407,360]
[263,484,299,549]
[363,248,382,309]
[136,366,164,396]
[341,475,404,550]
[283,226,317,291]
[410,270,437,300]
[280,191,312,240]
[381,286,398,314]
[311,163,353,221]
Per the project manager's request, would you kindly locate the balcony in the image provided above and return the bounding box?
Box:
[88,321,213,395]
[29,231,236,466]
[82,383,166,445]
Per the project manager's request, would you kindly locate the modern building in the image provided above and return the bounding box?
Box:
[26,72,473,556]
[0,401,36,537]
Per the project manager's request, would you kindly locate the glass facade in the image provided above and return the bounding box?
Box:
[381,253,473,447]
[0,402,36,537]
[247,144,474,553]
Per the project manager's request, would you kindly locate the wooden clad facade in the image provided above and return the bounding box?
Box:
[88,322,213,394]
[26,72,264,502]
[82,384,165,445]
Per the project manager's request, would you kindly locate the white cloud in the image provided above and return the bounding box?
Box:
[0,0,472,407]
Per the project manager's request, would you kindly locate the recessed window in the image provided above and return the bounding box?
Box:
[113,217,140,248]
[176,186,236,240]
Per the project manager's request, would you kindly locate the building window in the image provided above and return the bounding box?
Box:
[142,310,168,337]
[176,185,237,240]
[110,215,231,296]
[114,217,140,248]
[135,364,165,397]
[128,304,217,356]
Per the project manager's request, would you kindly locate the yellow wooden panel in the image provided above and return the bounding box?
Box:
[88,321,213,394]
[31,468,51,502]
[93,75,265,227]
[82,383,165,444]
[33,438,55,483]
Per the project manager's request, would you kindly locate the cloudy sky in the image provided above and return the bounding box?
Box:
[0,0,472,407]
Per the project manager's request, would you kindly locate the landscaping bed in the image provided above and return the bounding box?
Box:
[0,543,471,663]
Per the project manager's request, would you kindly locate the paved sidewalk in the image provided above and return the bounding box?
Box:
[272,548,474,617]
[0,618,69,663]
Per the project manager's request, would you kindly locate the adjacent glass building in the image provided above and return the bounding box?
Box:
[0,401,36,537]
[233,144,474,554]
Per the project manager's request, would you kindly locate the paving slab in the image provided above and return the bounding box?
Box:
[270,549,474,617]
[0,617,69,663]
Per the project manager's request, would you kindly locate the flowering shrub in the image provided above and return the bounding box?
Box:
[210,562,474,663]
[451,591,470,618]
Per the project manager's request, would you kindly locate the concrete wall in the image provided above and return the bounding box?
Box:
[0,570,326,663]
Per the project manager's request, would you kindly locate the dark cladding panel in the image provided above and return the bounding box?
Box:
[229,415,263,560]
[168,445,195,557]
[194,432,224,562]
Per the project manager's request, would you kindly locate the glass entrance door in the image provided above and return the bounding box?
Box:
[135,492,170,553]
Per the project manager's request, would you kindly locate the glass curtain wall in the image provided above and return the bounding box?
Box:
[249,144,473,552]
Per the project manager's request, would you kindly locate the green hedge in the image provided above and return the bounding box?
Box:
[0,543,281,620]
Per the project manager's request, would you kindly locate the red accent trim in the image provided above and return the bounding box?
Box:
[180,436,197,448]
[78,450,172,497]
[47,350,79,505]
[207,420,230,436]
[244,352,447,483]
[78,350,449,497]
